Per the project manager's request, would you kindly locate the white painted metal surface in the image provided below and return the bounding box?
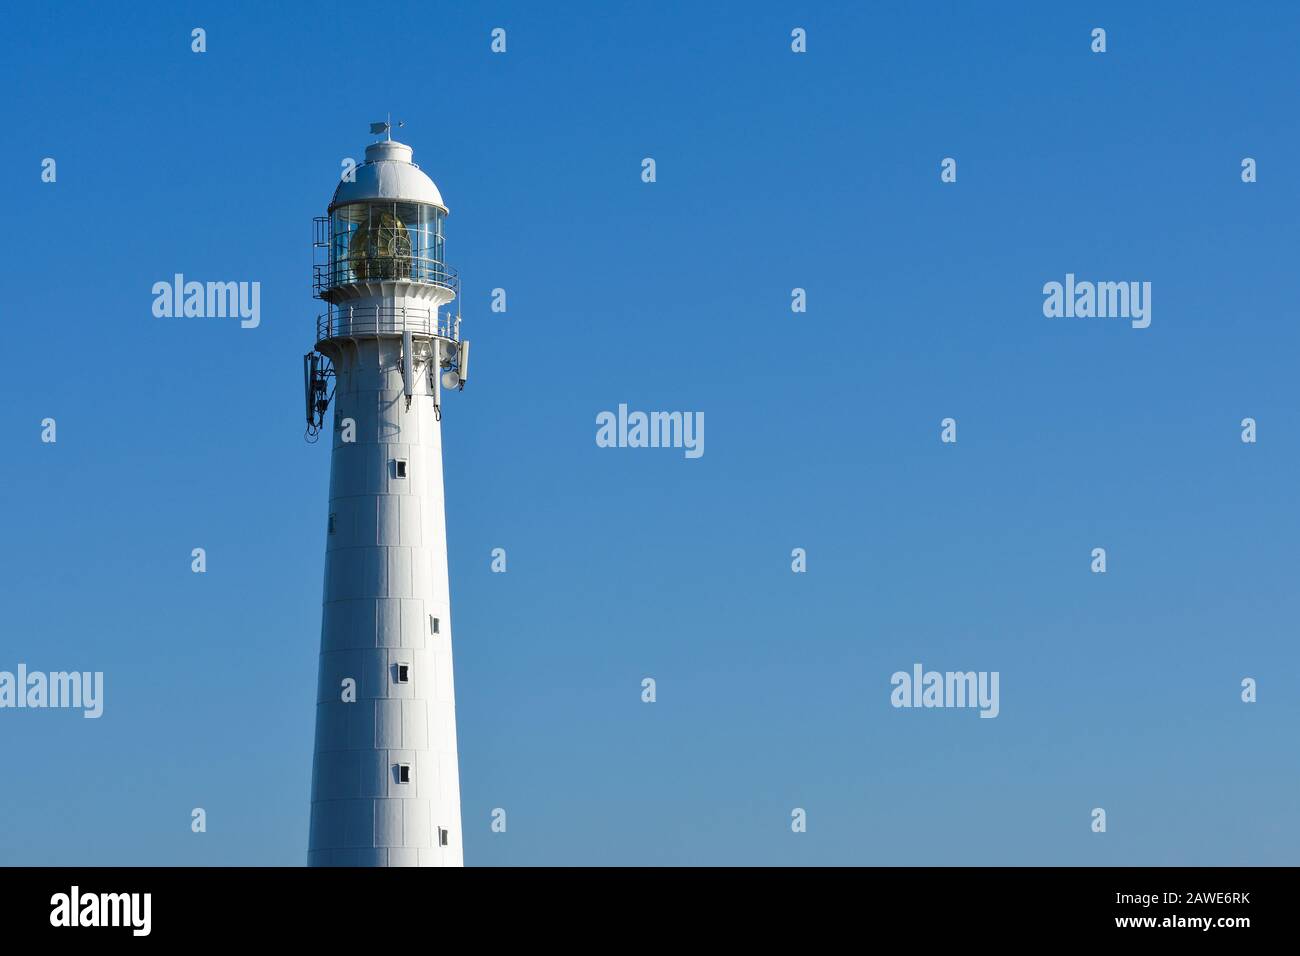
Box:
[332,141,447,209]
[308,140,463,867]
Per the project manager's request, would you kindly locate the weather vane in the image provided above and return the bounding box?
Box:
[369,113,404,140]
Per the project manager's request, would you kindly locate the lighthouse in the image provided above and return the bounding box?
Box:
[304,130,469,866]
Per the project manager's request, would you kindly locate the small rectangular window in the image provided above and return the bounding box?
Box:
[396,663,410,683]
[397,764,411,784]
[393,458,409,479]
[438,827,449,847]
[430,615,440,635]
[327,513,337,534]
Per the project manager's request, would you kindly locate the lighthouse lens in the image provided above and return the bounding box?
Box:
[330,202,446,289]
[348,207,412,280]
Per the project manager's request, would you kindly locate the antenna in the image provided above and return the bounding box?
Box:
[302,350,335,441]
[303,352,316,427]
[401,329,414,410]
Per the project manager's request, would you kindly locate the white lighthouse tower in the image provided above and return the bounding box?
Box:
[304,129,469,866]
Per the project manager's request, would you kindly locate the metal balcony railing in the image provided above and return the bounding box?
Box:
[314,257,458,298]
[316,304,460,344]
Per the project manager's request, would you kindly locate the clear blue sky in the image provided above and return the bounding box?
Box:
[2,1,1297,865]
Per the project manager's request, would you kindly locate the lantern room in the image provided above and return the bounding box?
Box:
[314,140,456,301]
